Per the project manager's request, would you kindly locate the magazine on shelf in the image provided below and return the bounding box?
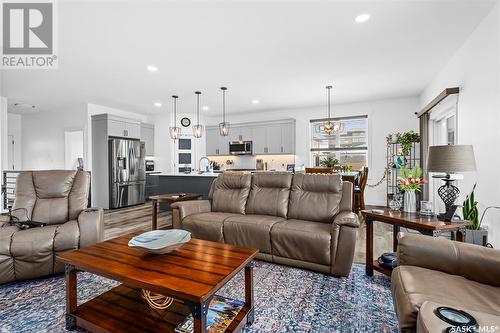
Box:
[175,296,245,333]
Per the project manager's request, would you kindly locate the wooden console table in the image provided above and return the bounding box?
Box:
[149,193,202,230]
[361,208,472,277]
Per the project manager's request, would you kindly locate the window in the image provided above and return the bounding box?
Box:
[310,116,368,169]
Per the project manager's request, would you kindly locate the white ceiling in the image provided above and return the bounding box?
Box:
[1,0,496,116]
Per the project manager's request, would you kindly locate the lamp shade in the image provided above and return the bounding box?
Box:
[426,145,476,173]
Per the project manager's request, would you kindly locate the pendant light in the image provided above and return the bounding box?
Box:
[321,85,344,135]
[219,87,230,136]
[193,91,203,138]
[169,95,181,140]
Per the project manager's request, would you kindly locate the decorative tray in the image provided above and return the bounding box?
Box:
[128,229,191,254]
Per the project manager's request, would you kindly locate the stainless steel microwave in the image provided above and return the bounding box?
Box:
[229,141,253,155]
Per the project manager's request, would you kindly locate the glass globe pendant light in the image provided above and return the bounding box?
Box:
[218,87,230,136]
[321,85,344,135]
[169,95,181,140]
[193,91,203,138]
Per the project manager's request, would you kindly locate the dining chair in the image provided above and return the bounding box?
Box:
[354,167,369,213]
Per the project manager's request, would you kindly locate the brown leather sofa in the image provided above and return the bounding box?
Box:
[392,233,500,333]
[172,172,359,277]
[0,170,104,284]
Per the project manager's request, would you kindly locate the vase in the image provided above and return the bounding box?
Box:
[403,189,416,213]
[464,228,488,246]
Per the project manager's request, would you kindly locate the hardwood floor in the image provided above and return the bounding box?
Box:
[104,203,171,240]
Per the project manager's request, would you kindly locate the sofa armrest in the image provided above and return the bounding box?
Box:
[171,200,211,229]
[397,232,500,287]
[333,211,359,228]
[77,208,104,248]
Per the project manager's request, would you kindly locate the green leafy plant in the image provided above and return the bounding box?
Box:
[398,166,427,191]
[320,157,339,168]
[397,130,420,156]
[463,184,480,230]
[344,164,354,171]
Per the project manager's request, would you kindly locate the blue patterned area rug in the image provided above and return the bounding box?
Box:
[0,262,397,332]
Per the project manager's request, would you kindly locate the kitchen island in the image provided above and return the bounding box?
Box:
[152,173,219,211]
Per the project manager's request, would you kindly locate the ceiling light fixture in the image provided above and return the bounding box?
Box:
[321,85,344,135]
[169,95,181,140]
[251,100,260,105]
[219,87,230,136]
[355,13,370,23]
[193,91,203,138]
[202,106,209,111]
[154,102,162,107]
[147,65,158,72]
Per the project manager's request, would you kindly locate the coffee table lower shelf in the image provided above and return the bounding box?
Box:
[68,284,252,333]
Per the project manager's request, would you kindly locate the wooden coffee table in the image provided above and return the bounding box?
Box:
[361,208,472,277]
[57,233,258,333]
[149,193,202,230]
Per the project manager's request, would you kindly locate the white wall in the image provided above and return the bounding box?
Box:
[420,2,500,247]
[204,96,419,205]
[7,113,22,170]
[20,105,87,170]
[150,111,206,174]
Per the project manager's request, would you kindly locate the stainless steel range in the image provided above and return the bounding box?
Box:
[108,138,146,208]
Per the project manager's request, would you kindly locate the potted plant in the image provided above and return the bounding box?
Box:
[462,184,488,246]
[398,166,427,213]
[319,157,339,168]
[397,130,420,156]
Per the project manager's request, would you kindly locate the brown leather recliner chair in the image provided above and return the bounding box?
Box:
[391,233,500,333]
[0,170,104,284]
[172,172,359,277]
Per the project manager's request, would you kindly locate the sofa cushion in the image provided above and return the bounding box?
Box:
[270,219,331,265]
[210,173,252,214]
[245,173,293,218]
[391,265,500,332]
[287,173,342,223]
[182,212,239,242]
[224,214,285,253]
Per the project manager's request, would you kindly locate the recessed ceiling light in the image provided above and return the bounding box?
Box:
[251,100,260,105]
[355,14,370,23]
[202,106,209,111]
[154,102,162,107]
[147,65,158,72]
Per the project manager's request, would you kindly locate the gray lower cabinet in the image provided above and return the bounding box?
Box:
[205,119,295,156]
[145,174,160,199]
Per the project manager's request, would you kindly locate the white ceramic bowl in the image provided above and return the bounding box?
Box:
[128,229,191,254]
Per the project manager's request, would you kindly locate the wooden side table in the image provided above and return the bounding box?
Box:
[149,193,202,230]
[361,208,472,277]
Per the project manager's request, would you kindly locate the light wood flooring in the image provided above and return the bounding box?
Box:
[103,203,393,264]
[104,203,171,240]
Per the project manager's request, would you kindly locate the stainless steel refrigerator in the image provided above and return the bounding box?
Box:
[109,138,146,208]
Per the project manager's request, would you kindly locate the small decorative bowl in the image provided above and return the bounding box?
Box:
[128,229,191,254]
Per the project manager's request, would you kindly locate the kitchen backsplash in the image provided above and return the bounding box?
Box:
[209,155,296,171]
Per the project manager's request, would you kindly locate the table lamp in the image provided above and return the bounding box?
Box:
[426,145,476,220]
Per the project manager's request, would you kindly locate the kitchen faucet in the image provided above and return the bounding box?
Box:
[198,157,211,173]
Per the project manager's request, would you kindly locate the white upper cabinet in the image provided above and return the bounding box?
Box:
[205,127,220,155]
[105,115,141,139]
[140,123,155,156]
[205,119,295,156]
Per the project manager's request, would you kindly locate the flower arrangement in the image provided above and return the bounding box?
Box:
[398,166,427,191]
